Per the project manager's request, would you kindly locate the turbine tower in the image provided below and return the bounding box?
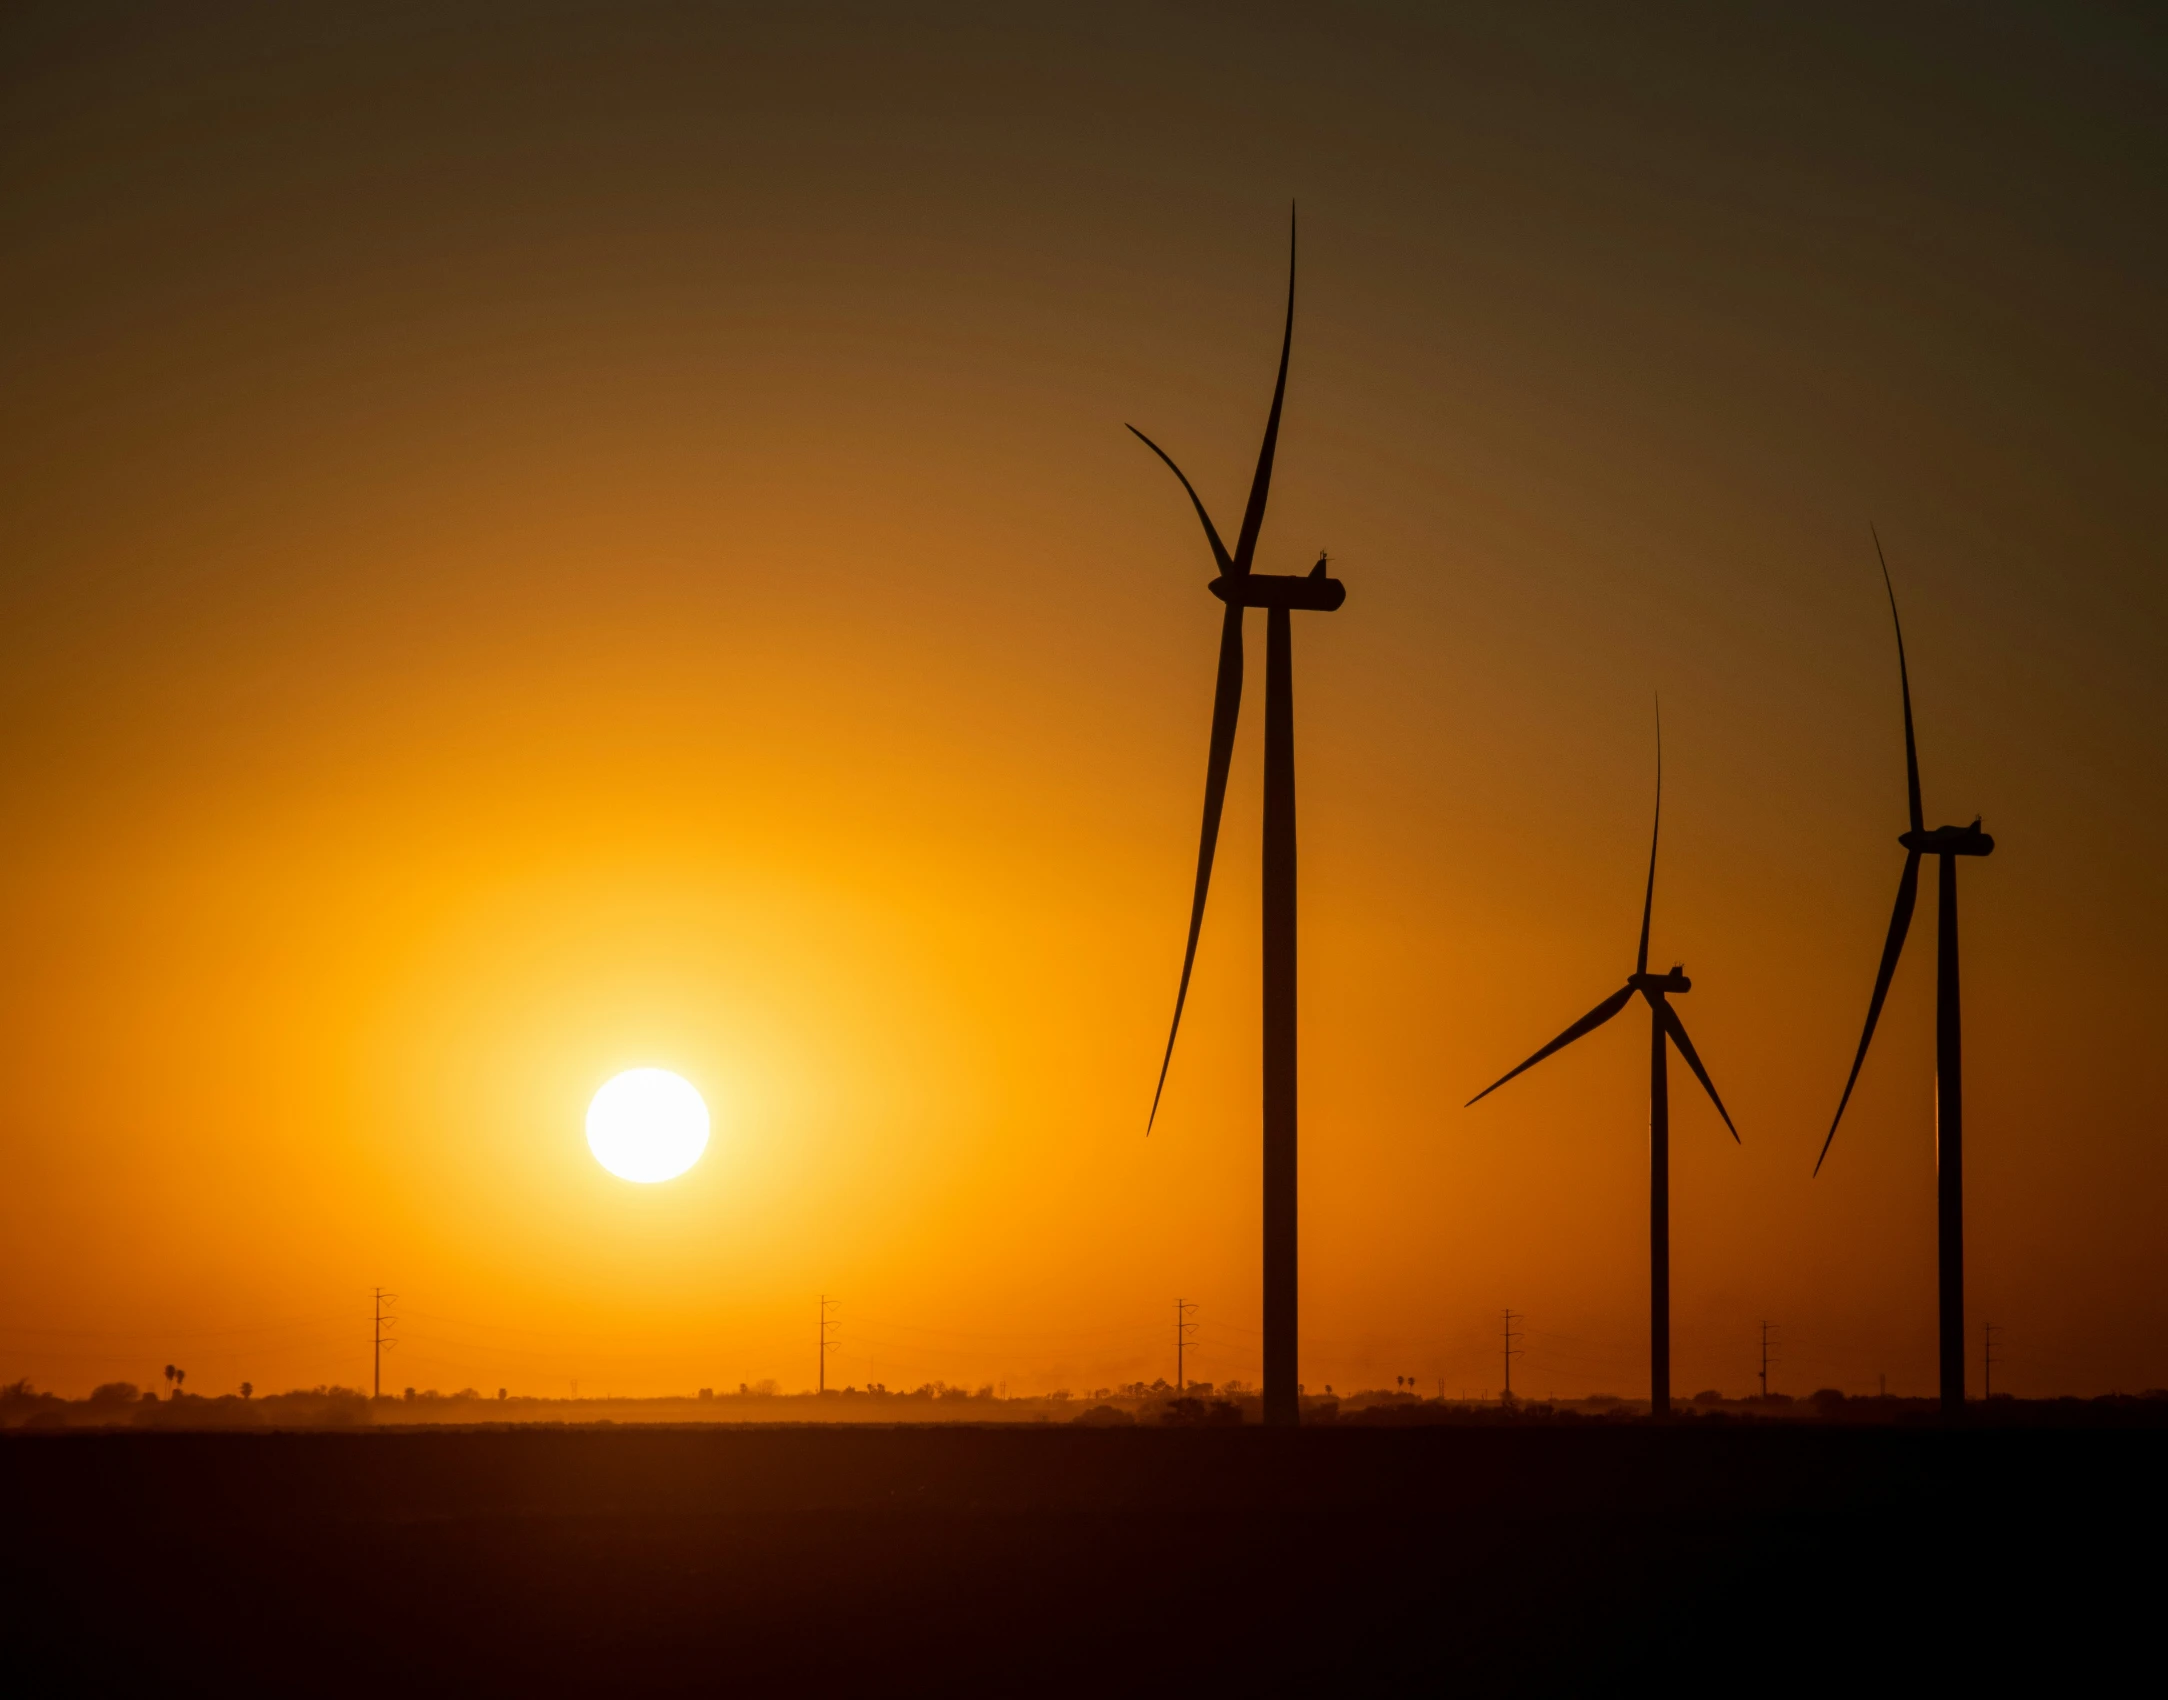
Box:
[1134,209,1345,1430]
[1466,716,1739,1416]
[1816,536,1994,1415]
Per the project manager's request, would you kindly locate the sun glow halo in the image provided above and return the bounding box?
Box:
[586,1068,710,1183]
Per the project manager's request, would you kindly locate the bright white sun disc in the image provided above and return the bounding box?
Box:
[586,1068,710,1183]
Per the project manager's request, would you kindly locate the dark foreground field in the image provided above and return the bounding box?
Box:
[4,1419,2159,1695]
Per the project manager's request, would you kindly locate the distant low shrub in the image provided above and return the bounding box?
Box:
[1073,1404,1134,1427]
[0,1379,59,1421]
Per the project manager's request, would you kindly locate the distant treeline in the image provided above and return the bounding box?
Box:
[6,1375,2165,1431]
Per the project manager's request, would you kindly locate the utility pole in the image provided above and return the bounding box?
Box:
[818,1295,839,1394]
[1984,1321,2000,1399]
[1502,1309,1522,1403]
[1759,1321,1778,1399]
[1175,1298,1197,1392]
[372,1287,397,1400]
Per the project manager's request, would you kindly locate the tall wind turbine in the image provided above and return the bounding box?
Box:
[1466,718,1739,1416]
[1133,209,1345,1429]
[1816,536,1994,1415]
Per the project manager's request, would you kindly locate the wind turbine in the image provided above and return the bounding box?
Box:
[1815,536,1993,1415]
[1133,209,1344,1429]
[1466,717,1739,1416]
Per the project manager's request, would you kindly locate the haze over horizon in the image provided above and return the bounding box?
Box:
[2,3,2163,1404]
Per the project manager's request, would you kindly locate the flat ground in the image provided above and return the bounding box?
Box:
[4,1419,2156,1694]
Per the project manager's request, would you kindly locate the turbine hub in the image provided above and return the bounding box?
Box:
[1629,969,1690,995]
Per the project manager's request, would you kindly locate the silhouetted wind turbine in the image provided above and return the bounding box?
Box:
[1133,208,1344,1430]
[1815,536,1994,1415]
[1466,716,1738,1416]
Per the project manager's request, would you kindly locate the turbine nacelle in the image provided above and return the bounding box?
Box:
[1900,820,1994,857]
[1628,969,1691,996]
[1209,570,1347,612]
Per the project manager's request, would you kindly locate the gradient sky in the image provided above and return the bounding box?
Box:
[2,2,2163,1401]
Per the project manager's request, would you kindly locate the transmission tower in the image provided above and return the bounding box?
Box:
[1176,1298,1198,1392]
[372,1287,398,1401]
[1502,1309,1522,1403]
[1759,1320,1778,1399]
[818,1294,839,1394]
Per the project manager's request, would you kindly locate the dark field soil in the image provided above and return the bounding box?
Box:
[3,1421,2156,1695]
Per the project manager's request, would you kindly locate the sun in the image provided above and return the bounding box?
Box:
[586,1068,710,1183]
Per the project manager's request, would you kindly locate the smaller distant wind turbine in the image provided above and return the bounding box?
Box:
[1815,534,1994,1415]
[1466,713,1738,1416]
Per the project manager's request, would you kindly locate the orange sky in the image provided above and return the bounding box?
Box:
[2,3,2163,1401]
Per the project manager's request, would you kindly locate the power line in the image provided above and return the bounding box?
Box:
[0,1311,354,1342]
[850,1316,1158,1343]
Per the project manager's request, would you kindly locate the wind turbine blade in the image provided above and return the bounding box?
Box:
[1128,426,1234,577]
[1638,699,1661,976]
[1814,849,1921,1174]
[1147,599,1245,1131]
[1229,206,1296,576]
[1466,984,1635,1108]
[1658,1002,1739,1143]
[1873,527,1923,835]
